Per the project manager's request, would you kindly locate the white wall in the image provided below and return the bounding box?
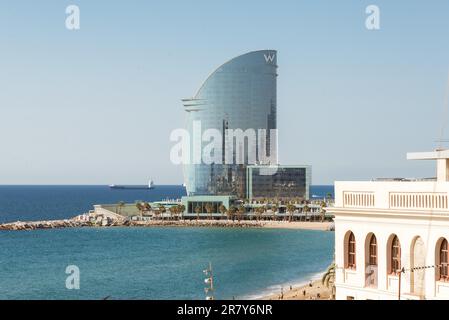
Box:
[334,210,449,300]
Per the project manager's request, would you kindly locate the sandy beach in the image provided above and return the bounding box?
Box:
[262,279,332,300]
[260,221,333,231]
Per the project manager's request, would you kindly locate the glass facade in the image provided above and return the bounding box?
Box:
[183,50,278,197]
[246,165,311,200]
[181,195,235,214]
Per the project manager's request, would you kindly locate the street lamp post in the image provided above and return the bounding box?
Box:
[204,262,214,300]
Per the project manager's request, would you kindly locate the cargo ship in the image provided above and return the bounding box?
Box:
[109,179,154,190]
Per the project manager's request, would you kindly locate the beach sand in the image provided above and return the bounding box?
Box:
[260,221,333,231]
[262,279,333,300]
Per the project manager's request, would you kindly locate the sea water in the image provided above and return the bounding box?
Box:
[0,185,334,300]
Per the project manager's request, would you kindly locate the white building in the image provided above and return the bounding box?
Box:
[328,150,449,300]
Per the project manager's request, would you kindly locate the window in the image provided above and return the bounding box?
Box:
[439,239,449,281]
[391,235,401,274]
[369,235,377,266]
[347,232,356,269]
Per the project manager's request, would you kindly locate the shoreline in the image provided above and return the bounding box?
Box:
[0,219,334,232]
[242,270,326,300]
[260,272,332,300]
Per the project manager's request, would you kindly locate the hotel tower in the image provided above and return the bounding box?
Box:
[182,50,278,198]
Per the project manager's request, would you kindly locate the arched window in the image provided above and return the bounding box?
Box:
[347,232,356,269]
[369,234,377,266]
[439,239,449,281]
[390,235,401,274]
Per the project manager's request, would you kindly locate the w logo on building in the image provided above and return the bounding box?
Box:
[264,53,276,63]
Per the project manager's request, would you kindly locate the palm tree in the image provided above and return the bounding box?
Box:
[205,203,214,220]
[158,205,166,220]
[226,207,235,221]
[302,202,310,222]
[219,204,227,220]
[117,201,125,215]
[169,206,177,220]
[195,205,201,221]
[255,206,264,221]
[322,262,336,299]
[143,202,152,213]
[236,205,245,222]
[271,204,278,221]
[320,201,327,222]
[286,204,296,222]
[177,204,185,220]
[135,202,143,218]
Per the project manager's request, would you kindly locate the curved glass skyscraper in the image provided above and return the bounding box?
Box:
[182,50,278,197]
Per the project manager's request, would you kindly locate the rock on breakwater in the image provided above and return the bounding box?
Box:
[0,218,266,231]
[0,219,94,231]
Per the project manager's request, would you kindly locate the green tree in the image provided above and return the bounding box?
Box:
[236,205,245,222]
[135,202,143,218]
[286,204,296,222]
[153,208,160,220]
[320,201,327,222]
[117,201,125,215]
[205,203,214,220]
[195,205,202,221]
[271,204,278,221]
[219,204,227,219]
[177,204,185,220]
[255,206,265,221]
[302,203,310,222]
[322,262,336,299]
[158,205,166,220]
[169,206,177,220]
[143,202,152,216]
[226,206,235,221]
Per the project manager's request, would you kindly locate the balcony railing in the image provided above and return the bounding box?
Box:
[336,181,449,211]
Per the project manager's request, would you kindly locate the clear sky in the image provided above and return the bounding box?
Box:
[1,0,449,185]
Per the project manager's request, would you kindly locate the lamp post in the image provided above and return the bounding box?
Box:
[204,262,214,300]
[398,267,404,300]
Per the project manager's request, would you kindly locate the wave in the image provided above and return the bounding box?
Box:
[241,269,326,300]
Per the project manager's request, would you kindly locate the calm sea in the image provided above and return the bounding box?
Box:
[0,185,333,224]
[0,185,334,300]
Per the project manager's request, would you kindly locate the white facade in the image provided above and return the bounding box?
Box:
[328,150,449,300]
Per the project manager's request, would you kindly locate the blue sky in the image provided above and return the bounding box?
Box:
[1,0,449,184]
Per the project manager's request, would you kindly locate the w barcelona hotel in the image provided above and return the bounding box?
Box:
[180,50,311,213]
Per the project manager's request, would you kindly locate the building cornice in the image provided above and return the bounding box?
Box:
[328,206,449,221]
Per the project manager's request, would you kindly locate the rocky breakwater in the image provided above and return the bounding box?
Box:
[0,219,94,231]
[0,217,266,231]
